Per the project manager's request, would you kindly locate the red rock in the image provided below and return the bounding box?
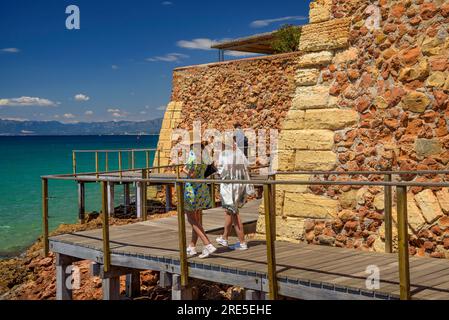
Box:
[356,96,371,113]
[391,3,406,18]
[420,2,438,20]
[348,69,360,80]
[383,23,397,34]
[423,241,435,251]
[360,73,373,88]
[439,216,449,227]
[442,3,449,17]
[430,56,448,71]
[384,118,400,130]
[344,220,359,231]
[431,225,443,236]
[434,90,449,108]
[400,47,421,66]
[409,16,421,26]
[444,238,449,250]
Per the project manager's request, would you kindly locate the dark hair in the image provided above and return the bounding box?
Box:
[233,122,242,129]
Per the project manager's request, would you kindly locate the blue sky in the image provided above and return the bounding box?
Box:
[0,0,311,123]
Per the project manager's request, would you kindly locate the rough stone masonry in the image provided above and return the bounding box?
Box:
[157,0,449,259]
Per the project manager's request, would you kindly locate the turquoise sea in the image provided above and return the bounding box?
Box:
[0,135,158,258]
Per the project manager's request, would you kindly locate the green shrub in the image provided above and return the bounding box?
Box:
[270,24,302,53]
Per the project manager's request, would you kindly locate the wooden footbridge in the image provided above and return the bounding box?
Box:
[41,151,449,300]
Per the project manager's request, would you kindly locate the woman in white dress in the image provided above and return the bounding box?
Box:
[215,138,254,250]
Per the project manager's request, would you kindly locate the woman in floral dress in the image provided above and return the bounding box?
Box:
[183,143,217,258]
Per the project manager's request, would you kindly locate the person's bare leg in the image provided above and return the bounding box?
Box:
[231,213,245,243]
[222,211,233,240]
[189,210,200,247]
[187,212,211,245]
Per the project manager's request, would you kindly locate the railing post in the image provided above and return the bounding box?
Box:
[384,174,393,253]
[157,149,161,174]
[263,183,278,300]
[95,152,99,178]
[141,170,148,221]
[175,182,189,287]
[118,151,123,179]
[78,182,85,224]
[396,185,410,300]
[102,181,111,273]
[42,178,49,257]
[269,174,276,241]
[145,150,149,169]
[210,182,216,208]
[131,150,135,170]
[72,152,77,175]
[105,152,109,173]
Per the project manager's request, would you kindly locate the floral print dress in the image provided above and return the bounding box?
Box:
[183,150,213,212]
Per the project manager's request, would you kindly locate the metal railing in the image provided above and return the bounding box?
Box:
[72,148,160,176]
[41,168,449,300]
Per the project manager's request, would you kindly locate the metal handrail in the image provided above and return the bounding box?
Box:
[41,168,449,300]
[71,148,160,175]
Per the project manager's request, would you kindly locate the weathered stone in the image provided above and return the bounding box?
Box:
[298,51,333,67]
[415,138,442,157]
[295,69,320,86]
[398,59,429,82]
[294,151,337,170]
[283,109,359,131]
[339,189,358,209]
[277,150,295,171]
[407,196,426,232]
[436,188,449,214]
[401,91,431,113]
[356,187,369,205]
[333,48,359,64]
[415,189,444,224]
[292,85,330,110]
[317,235,335,246]
[426,72,447,88]
[400,47,421,66]
[256,215,304,240]
[281,110,306,130]
[373,193,385,211]
[282,192,340,219]
[279,130,334,150]
[276,174,311,194]
[309,0,332,23]
[337,209,356,221]
[421,36,447,56]
[439,216,449,228]
[299,18,350,52]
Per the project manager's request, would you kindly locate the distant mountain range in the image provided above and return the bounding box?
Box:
[0,118,163,136]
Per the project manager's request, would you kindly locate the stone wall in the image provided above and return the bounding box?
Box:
[157,0,449,258]
[155,52,301,166]
[258,0,449,258]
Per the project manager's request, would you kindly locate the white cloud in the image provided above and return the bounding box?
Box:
[157,105,167,110]
[85,110,94,116]
[112,65,119,70]
[177,38,219,50]
[107,108,128,118]
[176,38,258,57]
[53,115,60,119]
[1,48,20,53]
[146,53,188,63]
[0,96,58,107]
[0,117,29,121]
[161,1,173,5]
[63,113,75,119]
[140,111,147,115]
[250,16,308,28]
[74,93,90,101]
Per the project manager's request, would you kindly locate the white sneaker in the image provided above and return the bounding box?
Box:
[229,242,248,251]
[216,236,229,247]
[187,246,197,257]
[198,244,217,259]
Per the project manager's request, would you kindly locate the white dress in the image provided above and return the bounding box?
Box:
[217,148,255,214]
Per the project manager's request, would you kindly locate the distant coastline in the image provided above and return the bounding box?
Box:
[0,118,163,136]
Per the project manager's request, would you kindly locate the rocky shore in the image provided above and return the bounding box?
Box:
[0,211,243,300]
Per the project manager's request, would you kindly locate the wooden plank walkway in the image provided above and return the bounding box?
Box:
[49,199,449,300]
